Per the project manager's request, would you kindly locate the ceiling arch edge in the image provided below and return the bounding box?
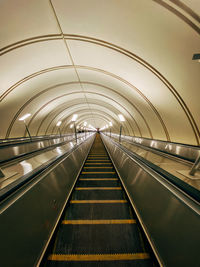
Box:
[1,34,198,144]
[4,65,170,142]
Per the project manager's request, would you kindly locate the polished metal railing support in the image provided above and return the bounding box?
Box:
[189,154,200,176]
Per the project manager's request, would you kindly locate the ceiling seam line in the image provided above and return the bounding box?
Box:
[49,0,97,128]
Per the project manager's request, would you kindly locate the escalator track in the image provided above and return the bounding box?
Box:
[43,134,155,266]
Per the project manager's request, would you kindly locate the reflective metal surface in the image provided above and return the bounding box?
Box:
[105,133,200,191]
[102,134,200,267]
[108,133,200,162]
[0,134,95,267]
[0,133,87,163]
[0,133,93,192]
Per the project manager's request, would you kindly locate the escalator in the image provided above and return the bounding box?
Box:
[43,134,156,266]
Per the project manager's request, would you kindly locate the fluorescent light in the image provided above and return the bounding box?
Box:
[19,113,31,121]
[109,122,113,126]
[70,124,73,128]
[56,121,62,126]
[118,114,125,122]
[83,122,87,126]
[71,114,78,122]
[77,126,80,129]
[100,126,106,130]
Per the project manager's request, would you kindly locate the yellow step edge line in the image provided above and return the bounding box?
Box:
[85,163,112,165]
[75,187,122,190]
[89,154,107,155]
[62,219,136,225]
[88,157,109,158]
[87,157,109,158]
[79,178,118,181]
[84,167,113,169]
[48,253,150,261]
[86,160,110,161]
[70,200,127,203]
[79,177,118,180]
[82,172,115,174]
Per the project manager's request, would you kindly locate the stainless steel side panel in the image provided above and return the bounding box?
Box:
[110,133,200,162]
[0,133,85,163]
[102,134,200,267]
[0,134,95,267]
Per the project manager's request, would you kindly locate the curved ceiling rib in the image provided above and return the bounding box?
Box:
[36,94,147,138]
[56,113,119,136]
[44,105,121,136]
[4,65,170,141]
[51,109,121,135]
[1,0,199,146]
[0,0,199,55]
[46,105,119,135]
[1,34,199,144]
[7,81,152,139]
[152,0,200,34]
[25,93,135,138]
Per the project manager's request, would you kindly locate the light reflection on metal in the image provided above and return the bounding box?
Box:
[135,138,142,144]
[150,141,157,148]
[20,160,33,174]
[165,144,172,150]
[69,142,74,148]
[13,146,20,155]
[176,146,181,154]
[56,147,62,155]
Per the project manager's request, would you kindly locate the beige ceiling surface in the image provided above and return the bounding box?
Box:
[0,0,199,145]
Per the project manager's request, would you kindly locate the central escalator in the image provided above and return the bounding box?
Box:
[43,134,156,266]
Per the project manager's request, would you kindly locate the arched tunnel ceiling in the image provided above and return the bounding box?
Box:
[0,0,200,145]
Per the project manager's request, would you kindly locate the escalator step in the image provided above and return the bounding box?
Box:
[71,189,126,200]
[64,203,133,220]
[46,258,153,267]
[77,180,120,187]
[49,224,146,254]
